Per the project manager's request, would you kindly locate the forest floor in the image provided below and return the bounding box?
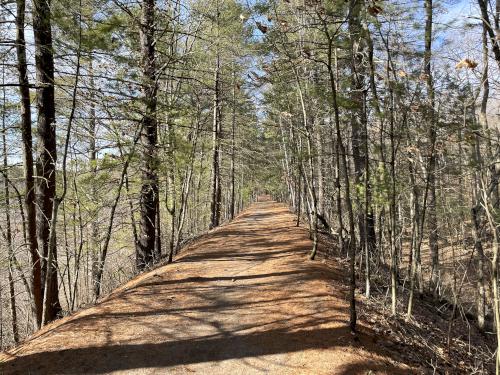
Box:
[0,201,482,374]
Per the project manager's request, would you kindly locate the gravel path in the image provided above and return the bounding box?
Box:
[0,201,413,374]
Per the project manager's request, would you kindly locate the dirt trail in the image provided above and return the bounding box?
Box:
[0,201,414,374]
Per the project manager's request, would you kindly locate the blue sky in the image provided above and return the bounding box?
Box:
[438,0,476,26]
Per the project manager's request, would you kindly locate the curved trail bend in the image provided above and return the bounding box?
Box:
[0,201,412,374]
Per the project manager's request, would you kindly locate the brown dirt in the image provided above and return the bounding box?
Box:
[0,201,416,374]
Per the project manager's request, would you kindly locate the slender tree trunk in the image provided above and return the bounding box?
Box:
[388,75,398,315]
[33,0,61,322]
[155,199,161,261]
[230,70,237,220]
[407,139,435,318]
[472,201,486,330]
[16,0,42,328]
[137,0,159,271]
[175,119,200,250]
[166,117,176,262]
[296,169,301,227]
[210,0,223,229]
[364,27,378,257]
[279,116,294,208]
[314,120,324,218]
[41,11,82,324]
[493,238,500,375]
[210,53,222,229]
[424,0,440,300]
[0,174,33,303]
[406,158,421,320]
[291,68,318,260]
[94,132,140,298]
[88,59,99,299]
[348,0,376,297]
[175,170,192,251]
[71,177,84,311]
[482,184,500,374]
[88,60,101,301]
[348,0,367,258]
[324,26,357,331]
[2,84,19,344]
[63,202,71,308]
[125,172,139,250]
[473,25,490,331]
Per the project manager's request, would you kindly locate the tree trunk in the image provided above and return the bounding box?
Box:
[406,158,421,320]
[481,186,500,374]
[41,14,82,324]
[348,0,375,297]
[324,26,357,332]
[15,0,42,328]
[472,202,486,330]
[33,0,61,322]
[291,67,318,260]
[477,0,500,69]
[473,24,490,331]
[230,70,237,220]
[424,0,439,300]
[314,121,324,218]
[2,84,19,344]
[348,0,367,257]
[155,199,162,261]
[88,57,102,301]
[389,81,398,316]
[137,0,159,271]
[210,53,222,229]
[166,117,176,262]
[175,118,200,251]
[296,168,301,227]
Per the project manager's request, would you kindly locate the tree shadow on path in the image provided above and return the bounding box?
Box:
[1,325,408,374]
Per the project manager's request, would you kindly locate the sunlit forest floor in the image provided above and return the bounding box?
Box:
[0,201,491,374]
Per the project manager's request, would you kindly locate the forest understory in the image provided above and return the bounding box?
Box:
[318,231,498,374]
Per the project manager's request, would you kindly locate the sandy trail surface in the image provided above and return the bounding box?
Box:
[0,201,413,374]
